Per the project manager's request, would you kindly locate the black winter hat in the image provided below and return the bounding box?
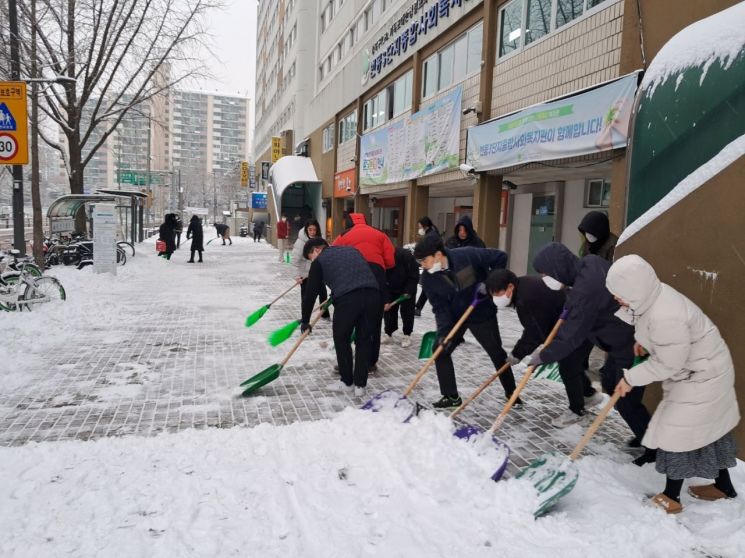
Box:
[413,235,445,260]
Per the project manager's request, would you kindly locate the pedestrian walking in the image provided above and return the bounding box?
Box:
[333,213,395,373]
[174,214,183,249]
[186,215,204,263]
[158,213,177,260]
[277,214,289,262]
[253,221,264,243]
[301,238,381,397]
[214,223,232,245]
[485,268,603,426]
[292,219,329,317]
[609,255,740,514]
[413,235,517,408]
[445,215,485,249]
[383,247,419,348]
[531,243,652,458]
[414,216,440,317]
[578,210,618,261]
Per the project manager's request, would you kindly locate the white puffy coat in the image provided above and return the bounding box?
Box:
[292,228,311,279]
[606,255,739,452]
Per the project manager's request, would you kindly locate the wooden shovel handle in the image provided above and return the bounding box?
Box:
[269,282,299,307]
[403,304,476,397]
[569,391,621,460]
[450,361,511,418]
[280,306,327,366]
[454,319,564,421]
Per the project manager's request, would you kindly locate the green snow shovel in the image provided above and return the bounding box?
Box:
[516,391,621,517]
[418,331,438,359]
[245,282,299,327]
[240,304,330,395]
[267,300,332,347]
[519,355,648,516]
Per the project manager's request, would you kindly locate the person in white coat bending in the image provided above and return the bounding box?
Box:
[608,255,740,515]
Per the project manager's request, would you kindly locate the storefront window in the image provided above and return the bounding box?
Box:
[585,179,611,207]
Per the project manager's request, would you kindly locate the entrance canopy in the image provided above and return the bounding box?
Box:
[268,156,323,225]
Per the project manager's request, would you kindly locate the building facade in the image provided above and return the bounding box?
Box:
[253,0,740,273]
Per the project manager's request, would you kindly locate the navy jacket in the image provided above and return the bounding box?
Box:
[533,242,634,363]
[421,247,508,337]
[510,275,566,360]
[302,246,378,323]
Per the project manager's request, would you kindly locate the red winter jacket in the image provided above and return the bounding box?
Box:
[276,219,289,239]
[333,213,395,269]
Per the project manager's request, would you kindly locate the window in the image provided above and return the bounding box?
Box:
[336,42,343,62]
[319,64,325,80]
[364,6,374,31]
[362,89,388,130]
[585,179,611,207]
[322,123,335,153]
[499,0,611,56]
[391,70,413,116]
[338,111,357,144]
[348,27,356,49]
[422,23,483,99]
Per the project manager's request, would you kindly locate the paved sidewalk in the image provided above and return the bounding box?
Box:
[0,238,640,474]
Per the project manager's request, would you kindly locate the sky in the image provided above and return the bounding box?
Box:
[196,0,258,98]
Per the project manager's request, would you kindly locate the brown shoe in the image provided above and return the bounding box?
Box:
[688,484,731,501]
[649,493,683,514]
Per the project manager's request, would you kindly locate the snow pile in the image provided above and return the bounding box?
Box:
[2,409,745,557]
[618,133,745,244]
[641,2,745,95]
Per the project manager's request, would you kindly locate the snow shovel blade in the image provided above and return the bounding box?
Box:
[418,331,437,359]
[240,363,282,394]
[245,304,270,328]
[454,425,511,481]
[516,451,579,517]
[268,320,301,346]
[360,389,418,422]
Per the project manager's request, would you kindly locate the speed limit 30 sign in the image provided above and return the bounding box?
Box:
[0,81,28,165]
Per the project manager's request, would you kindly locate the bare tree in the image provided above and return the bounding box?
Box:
[4,0,220,231]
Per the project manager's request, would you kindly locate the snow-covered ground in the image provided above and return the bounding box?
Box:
[1,238,744,557]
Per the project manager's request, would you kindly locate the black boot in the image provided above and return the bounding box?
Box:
[633,447,657,467]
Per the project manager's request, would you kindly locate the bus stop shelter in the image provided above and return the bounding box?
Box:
[47,191,148,242]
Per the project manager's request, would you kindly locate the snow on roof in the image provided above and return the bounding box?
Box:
[641,3,745,95]
[618,133,745,244]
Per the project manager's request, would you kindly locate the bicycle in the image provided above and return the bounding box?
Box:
[117,240,135,258]
[0,250,43,279]
[0,258,66,312]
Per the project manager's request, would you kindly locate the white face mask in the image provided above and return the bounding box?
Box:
[492,294,511,308]
[585,232,598,243]
[417,227,426,236]
[426,261,442,274]
[542,276,563,291]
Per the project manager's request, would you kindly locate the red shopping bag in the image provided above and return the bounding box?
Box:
[155,239,166,252]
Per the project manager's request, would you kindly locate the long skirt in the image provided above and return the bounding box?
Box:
[656,431,737,480]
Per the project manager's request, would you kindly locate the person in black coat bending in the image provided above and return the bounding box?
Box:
[485,269,603,427]
[531,242,652,462]
[383,247,419,348]
[186,215,204,263]
[158,214,177,260]
[413,235,517,409]
[301,238,381,397]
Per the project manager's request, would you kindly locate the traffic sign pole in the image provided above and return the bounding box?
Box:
[8,0,26,254]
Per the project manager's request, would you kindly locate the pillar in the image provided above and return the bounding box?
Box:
[405,182,429,244]
[608,156,628,234]
[472,174,502,248]
[330,196,345,240]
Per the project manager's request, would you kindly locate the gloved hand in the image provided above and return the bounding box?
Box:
[436,335,453,353]
[506,353,521,366]
[476,282,488,296]
[300,322,312,334]
[528,346,543,366]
